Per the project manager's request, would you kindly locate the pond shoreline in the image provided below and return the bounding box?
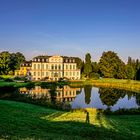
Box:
[69,79,140,93]
[1,78,140,93]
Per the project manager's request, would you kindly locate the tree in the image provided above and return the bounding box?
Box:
[0,51,11,74]
[92,62,99,73]
[0,51,25,75]
[15,52,25,69]
[74,57,84,74]
[9,52,25,73]
[98,51,126,79]
[125,65,135,79]
[83,53,93,77]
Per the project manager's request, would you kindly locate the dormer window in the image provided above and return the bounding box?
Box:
[73,59,75,62]
[42,59,44,62]
[38,59,40,62]
[66,59,68,62]
[34,59,36,62]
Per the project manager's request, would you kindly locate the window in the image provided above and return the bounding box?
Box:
[66,72,68,76]
[55,64,57,70]
[73,65,75,69]
[34,72,36,76]
[42,64,44,69]
[46,64,48,69]
[46,72,48,76]
[38,64,40,69]
[42,72,44,76]
[70,65,72,69]
[77,72,79,76]
[59,65,61,70]
[73,72,75,76]
[51,64,54,70]
[38,72,40,76]
[70,72,72,76]
[66,91,68,96]
[66,65,68,69]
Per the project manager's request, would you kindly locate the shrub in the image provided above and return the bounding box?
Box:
[89,72,100,79]
[4,78,14,82]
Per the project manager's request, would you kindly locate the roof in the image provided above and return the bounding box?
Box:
[20,61,32,67]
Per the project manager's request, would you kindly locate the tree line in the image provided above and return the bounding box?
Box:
[77,51,140,80]
[0,50,140,80]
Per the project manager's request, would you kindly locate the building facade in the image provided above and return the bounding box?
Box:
[15,61,32,76]
[15,55,81,81]
[31,55,81,81]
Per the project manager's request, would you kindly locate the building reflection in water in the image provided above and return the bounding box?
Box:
[19,86,81,103]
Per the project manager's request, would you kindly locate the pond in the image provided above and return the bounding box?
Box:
[18,85,140,111]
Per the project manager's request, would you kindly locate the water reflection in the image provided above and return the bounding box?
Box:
[20,86,81,103]
[8,85,140,111]
[84,85,92,104]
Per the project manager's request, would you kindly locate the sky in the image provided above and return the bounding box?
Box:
[0,0,140,62]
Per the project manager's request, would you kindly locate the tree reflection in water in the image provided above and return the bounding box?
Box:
[98,87,139,108]
[84,85,92,104]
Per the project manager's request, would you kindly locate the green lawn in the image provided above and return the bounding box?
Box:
[0,81,31,88]
[0,100,140,140]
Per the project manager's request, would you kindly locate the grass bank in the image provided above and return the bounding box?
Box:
[69,78,140,93]
[0,100,140,140]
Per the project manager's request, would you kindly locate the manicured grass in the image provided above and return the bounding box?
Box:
[0,100,140,140]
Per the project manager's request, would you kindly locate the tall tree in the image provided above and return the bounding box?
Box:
[98,51,126,78]
[125,65,135,79]
[74,57,84,73]
[83,53,93,77]
[15,52,25,69]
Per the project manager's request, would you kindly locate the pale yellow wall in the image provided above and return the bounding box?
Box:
[31,55,81,81]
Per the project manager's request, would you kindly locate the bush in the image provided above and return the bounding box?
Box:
[13,76,28,81]
[0,76,4,80]
[89,72,100,79]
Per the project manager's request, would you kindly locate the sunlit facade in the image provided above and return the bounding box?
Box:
[14,61,32,76]
[31,55,81,81]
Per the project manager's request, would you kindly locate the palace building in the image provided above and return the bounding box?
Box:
[15,55,81,81]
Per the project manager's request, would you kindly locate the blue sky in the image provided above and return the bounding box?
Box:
[0,0,140,62]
